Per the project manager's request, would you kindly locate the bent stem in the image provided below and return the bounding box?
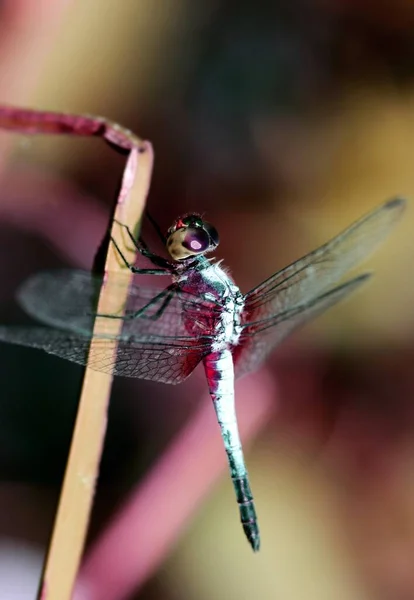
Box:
[0,105,154,600]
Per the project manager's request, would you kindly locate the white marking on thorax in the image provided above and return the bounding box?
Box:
[199,263,244,351]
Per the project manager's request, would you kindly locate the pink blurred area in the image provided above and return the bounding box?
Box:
[0,2,414,600]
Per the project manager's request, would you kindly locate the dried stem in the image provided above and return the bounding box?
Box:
[0,105,153,600]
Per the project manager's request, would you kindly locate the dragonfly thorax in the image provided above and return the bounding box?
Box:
[176,260,244,351]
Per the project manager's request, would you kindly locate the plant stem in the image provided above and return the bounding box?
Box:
[0,104,153,600]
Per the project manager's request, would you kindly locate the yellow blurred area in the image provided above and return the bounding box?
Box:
[294,87,414,344]
[10,1,208,170]
[165,441,371,600]
[218,86,414,349]
[31,0,201,119]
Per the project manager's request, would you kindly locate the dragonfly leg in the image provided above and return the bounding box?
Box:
[110,234,171,275]
[96,285,175,321]
[112,221,172,269]
[145,209,167,244]
[123,286,175,321]
[113,219,146,252]
[115,212,166,248]
[114,219,165,262]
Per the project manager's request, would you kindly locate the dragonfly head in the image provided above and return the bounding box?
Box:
[166,213,219,261]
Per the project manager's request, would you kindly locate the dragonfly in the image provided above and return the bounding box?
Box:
[0,197,405,551]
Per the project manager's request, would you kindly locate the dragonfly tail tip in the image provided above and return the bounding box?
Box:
[385,196,407,213]
[248,535,260,552]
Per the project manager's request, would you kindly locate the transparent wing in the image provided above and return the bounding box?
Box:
[17,269,221,340]
[0,326,209,383]
[243,198,405,324]
[233,274,370,378]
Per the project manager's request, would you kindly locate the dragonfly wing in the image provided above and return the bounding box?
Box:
[0,326,209,383]
[243,198,405,324]
[233,274,370,379]
[17,269,220,340]
[17,269,165,331]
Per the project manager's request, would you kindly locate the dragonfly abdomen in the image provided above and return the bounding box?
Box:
[233,475,260,552]
[203,350,260,551]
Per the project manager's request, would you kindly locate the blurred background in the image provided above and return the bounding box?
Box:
[1,1,414,598]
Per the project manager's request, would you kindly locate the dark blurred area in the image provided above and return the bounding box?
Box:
[1,1,414,598]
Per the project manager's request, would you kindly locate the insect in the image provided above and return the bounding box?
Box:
[0,198,405,551]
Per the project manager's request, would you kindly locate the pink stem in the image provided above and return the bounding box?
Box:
[0,105,142,151]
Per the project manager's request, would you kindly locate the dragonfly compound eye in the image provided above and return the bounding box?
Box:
[167,226,211,260]
[166,214,220,260]
[203,222,219,247]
